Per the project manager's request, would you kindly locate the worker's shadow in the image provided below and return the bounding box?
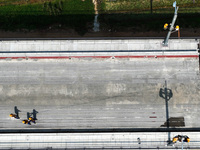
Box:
[27,109,38,120]
[14,106,21,119]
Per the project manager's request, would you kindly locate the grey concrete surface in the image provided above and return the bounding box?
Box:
[0,39,198,58]
[0,39,197,52]
[0,132,199,149]
[0,57,199,129]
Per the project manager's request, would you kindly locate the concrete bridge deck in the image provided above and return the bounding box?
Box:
[0,57,199,129]
[0,38,199,149]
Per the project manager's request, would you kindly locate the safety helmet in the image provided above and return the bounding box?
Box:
[175,25,179,30]
[173,137,178,143]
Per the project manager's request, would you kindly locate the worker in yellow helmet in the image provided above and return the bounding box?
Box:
[10,113,16,118]
[22,119,31,125]
[173,137,178,143]
[29,117,36,124]
[175,25,179,31]
[164,23,169,30]
[183,136,190,142]
[10,113,20,119]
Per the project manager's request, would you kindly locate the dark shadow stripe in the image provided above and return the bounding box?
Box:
[0,49,197,53]
[0,37,199,40]
[0,128,200,133]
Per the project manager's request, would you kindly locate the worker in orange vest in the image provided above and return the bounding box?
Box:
[22,119,31,125]
[9,113,19,119]
[29,117,36,124]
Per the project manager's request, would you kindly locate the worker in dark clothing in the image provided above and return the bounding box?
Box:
[183,136,190,142]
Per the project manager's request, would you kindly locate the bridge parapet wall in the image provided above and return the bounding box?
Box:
[0,39,197,51]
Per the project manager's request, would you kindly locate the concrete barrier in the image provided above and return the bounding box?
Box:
[0,132,199,149]
[0,39,198,51]
[0,39,198,58]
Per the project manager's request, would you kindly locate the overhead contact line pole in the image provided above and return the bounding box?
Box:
[163,1,179,46]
